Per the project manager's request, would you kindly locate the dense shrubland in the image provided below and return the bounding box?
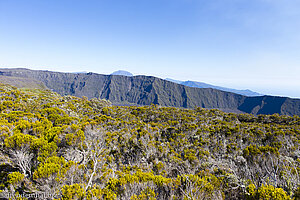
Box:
[0,84,299,199]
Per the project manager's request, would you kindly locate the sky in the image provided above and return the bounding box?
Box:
[0,0,300,98]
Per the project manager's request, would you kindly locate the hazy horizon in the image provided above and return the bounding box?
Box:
[1,0,300,98]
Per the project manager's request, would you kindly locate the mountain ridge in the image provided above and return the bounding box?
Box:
[0,68,299,116]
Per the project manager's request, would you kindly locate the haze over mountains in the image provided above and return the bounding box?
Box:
[0,68,299,116]
[166,78,262,97]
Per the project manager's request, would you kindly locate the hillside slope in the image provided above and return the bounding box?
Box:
[0,75,47,89]
[0,84,299,199]
[0,68,299,116]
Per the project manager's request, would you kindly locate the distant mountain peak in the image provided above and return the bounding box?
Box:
[72,71,87,74]
[111,70,133,76]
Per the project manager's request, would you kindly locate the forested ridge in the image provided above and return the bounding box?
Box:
[0,84,299,199]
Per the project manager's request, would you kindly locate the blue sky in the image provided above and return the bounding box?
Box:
[0,0,300,98]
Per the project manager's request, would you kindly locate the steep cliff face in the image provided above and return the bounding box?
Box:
[0,68,299,115]
[281,98,300,116]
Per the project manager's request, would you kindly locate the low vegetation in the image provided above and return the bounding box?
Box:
[0,84,299,199]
